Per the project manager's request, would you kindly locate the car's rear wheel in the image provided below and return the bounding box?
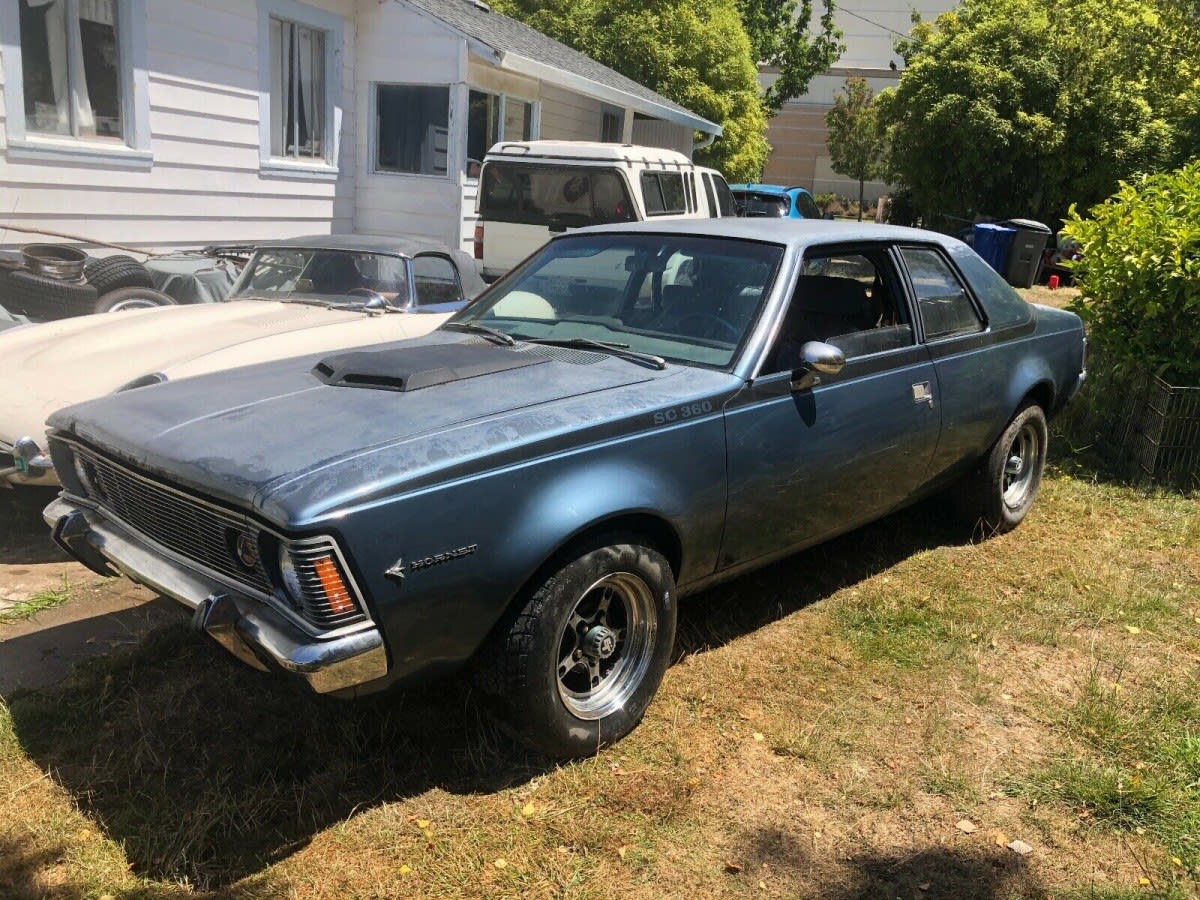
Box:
[474,538,676,759]
[957,402,1048,534]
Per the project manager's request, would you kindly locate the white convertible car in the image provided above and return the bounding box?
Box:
[0,234,485,487]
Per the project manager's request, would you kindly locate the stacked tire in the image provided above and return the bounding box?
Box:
[83,256,175,313]
[0,251,174,320]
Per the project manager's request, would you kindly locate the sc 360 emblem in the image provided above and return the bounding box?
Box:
[653,400,713,425]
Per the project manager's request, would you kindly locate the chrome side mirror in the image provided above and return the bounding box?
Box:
[790,341,845,392]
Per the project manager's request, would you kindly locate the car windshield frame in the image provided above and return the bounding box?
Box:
[445,232,786,371]
[228,248,413,307]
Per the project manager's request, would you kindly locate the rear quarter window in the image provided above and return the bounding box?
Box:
[950,244,1034,329]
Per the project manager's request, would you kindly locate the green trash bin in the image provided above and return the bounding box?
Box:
[999,219,1052,288]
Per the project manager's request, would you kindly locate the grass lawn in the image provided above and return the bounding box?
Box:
[2,448,1196,898]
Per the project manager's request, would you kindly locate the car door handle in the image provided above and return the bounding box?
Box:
[912,382,934,405]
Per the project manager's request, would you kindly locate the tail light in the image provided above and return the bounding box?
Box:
[473,223,484,260]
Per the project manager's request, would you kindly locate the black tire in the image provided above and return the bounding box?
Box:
[94,286,177,313]
[0,267,98,320]
[955,402,1048,534]
[83,254,154,294]
[473,538,677,759]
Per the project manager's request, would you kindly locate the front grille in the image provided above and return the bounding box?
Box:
[286,543,366,628]
[73,446,272,594]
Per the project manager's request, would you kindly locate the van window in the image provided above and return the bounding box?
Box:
[701,174,719,218]
[641,171,687,216]
[479,163,636,227]
[712,176,737,217]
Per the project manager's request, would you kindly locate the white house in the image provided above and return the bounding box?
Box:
[760,0,957,203]
[0,0,721,254]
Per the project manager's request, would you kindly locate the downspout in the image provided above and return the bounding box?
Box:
[693,131,717,153]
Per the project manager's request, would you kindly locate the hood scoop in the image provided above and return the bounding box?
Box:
[312,341,549,392]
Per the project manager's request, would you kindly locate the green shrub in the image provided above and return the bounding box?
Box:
[1063,161,1200,383]
[813,192,837,212]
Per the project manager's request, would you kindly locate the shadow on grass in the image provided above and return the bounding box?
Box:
[6,624,550,892]
[738,826,1048,899]
[675,496,973,657]
[4,497,978,893]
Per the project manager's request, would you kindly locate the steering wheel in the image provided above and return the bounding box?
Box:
[674,313,739,342]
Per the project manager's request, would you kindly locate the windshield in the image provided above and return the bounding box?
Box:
[735,192,790,218]
[479,163,637,228]
[447,234,784,369]
[230,249,410,305]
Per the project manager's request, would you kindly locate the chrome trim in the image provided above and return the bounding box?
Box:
[44,497,387,694]
[56,437,371,640]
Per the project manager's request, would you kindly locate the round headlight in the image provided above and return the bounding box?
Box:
[279,546,303,603]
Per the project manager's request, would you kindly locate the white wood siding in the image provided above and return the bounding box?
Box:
[0,0,356,251]
[539,83,603,141]
[352,3,463,248]
[631,119,693,156]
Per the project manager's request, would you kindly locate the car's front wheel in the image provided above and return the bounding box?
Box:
[474,539,677,759]
[957,402,1048,534]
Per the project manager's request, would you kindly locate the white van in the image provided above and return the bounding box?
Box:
[474,141,738,281]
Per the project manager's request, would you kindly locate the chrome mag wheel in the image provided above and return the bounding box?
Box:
[555,571,656,720]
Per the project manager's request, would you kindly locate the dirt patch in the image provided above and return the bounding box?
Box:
[0,487,162,694]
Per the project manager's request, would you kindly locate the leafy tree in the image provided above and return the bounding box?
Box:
[493,0,769,180]
[824,77,883,220]
[735,0,843,114]
[875,0,1199,228]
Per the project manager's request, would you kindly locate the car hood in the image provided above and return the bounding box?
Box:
[50,333,736,527]
[0,300,452,448]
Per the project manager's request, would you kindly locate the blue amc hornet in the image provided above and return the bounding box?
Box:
[43,220,1085,758]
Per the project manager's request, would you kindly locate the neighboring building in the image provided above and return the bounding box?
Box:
[0,0,720,255]
[760,0,956,204]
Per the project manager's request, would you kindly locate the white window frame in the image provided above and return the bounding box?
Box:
[463,89,539,183]
[0,0,151,167]
[370,81,453,180]
[256,0,343,178]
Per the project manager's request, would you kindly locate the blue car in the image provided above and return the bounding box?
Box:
[44,220,1085,758]
[729,183,823,219]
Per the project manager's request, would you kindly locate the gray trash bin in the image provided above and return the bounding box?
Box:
[999,218,1052,288]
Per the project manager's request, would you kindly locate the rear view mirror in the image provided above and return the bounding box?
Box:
[790,341,845,392]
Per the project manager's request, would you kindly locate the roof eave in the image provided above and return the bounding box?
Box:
[500,52,722,136]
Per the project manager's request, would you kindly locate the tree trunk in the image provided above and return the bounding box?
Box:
[857,177,865,222]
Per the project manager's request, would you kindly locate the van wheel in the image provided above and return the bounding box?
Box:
[474,539,676,759]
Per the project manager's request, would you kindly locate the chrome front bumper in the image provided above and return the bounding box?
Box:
[44,497,388,694]
[1,436,60,488]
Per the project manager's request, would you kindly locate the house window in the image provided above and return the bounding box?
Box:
[375,84,450,176]
[465,90,536,176]
[269,17,326,160]
[17,0,120,139]
[257,0,341,171]
[600,108,622,142]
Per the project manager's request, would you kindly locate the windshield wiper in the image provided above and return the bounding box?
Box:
[276,297,335,308]
[443,321,516,346]
[519,337,667,370]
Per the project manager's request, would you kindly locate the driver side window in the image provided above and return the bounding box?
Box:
[765,247,913,374]
[412,255,462,306]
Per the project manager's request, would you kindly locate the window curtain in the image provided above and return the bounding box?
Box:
[24,0,93,133]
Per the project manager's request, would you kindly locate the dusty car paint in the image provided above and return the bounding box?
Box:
[43,219,1085,702]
